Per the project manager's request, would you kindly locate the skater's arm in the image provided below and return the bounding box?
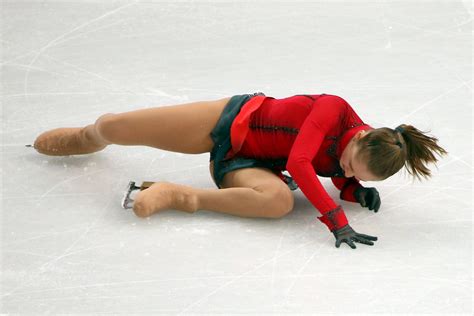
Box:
[286,96,380,248]
[331,177,363,203]
[331,176,381,212]
[286,97,349,232]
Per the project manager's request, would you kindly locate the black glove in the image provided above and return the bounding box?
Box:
[354,187,381,212]
[332,224,378,249]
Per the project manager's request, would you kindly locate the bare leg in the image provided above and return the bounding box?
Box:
[133,182,285,218]
[133,168,294,219]
[33,97,231,156]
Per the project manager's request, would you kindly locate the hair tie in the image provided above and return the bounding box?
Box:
[394,126,405,148]
[395,126,405,134]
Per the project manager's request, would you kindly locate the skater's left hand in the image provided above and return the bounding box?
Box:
[354,187,381,212]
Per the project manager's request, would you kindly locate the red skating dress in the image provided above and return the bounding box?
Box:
[225,94,374,232]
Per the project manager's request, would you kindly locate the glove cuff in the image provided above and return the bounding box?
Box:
[353,186,362,201]
[317,205,349,232]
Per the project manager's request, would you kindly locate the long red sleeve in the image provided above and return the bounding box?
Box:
[285,96,349,231]
[331,177,363,202]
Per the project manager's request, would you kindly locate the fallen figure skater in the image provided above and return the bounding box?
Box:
[31,92,448,249]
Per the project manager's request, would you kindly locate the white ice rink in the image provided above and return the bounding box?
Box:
[1,0,472,314]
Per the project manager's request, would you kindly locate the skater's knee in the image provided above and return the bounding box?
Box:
[254,184,294,219]
[265,189,294,218]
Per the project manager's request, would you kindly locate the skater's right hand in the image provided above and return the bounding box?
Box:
[332,224,378,249]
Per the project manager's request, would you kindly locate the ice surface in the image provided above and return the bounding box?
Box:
[1,0,472,314]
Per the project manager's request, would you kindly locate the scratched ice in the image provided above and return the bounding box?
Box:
[1,1,472,314]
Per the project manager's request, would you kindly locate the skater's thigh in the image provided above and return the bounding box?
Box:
[103,96,231,154]
[213,163,294,212]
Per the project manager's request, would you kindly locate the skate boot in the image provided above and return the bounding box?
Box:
[127,181,198,218]
[33,127,107,156]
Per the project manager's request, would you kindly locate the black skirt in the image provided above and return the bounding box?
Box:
[209,92,287,188]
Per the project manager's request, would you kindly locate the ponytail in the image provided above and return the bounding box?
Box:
[356,124,448,181]
[395,124,448,181]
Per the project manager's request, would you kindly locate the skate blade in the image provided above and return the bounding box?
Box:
[121,181,155,209]
[121,181,139,209]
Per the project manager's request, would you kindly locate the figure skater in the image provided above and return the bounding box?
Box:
[32,92,448,249]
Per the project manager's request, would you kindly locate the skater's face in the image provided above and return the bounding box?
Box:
[340,131,380,182]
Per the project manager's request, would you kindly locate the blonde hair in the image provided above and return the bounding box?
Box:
[355,124,448,181]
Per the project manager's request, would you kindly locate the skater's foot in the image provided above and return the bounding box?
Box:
[133,182,199,217]
[34,127,107,156]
